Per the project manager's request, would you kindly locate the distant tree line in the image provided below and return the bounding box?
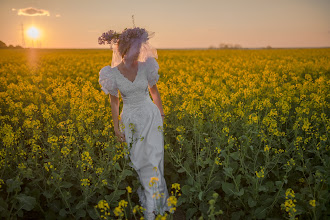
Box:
[0,40,23,49]
[208,43,273,49]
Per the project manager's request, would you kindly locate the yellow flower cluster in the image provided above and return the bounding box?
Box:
[126,186,132,193]
[61,146,71,157]
[18,163,26,169]
[155,213,168,220]
[102,179,108,186]
[166,183,181,214]
[176,125,185,133]
[149,176,159,188]
[0,179,4,188]
[113,200,128,217]
[94,199,110,219]
[79,151,94,171]
[273,148,285,154]
[287,158,296,166]
[214,146,222,165]
[96,167,104,175]
[176,135,184,144]
[255,166,265,178]
[112,142,129,164]
[264,145,270,152]
[133,205,146,215]
[80,178,90,187]
[167,196,178,213]
[44,162,56,172]
[171,183,181,194]
[309,199,316,207]
[281,188,297,218]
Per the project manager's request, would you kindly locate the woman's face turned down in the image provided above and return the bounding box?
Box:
[124,41,141,62]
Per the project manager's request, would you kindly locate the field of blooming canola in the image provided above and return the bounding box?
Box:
[0,48,329,219]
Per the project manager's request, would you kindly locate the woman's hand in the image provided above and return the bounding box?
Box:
[114,128,126,143]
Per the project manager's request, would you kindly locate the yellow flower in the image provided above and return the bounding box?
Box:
[255,166,265,178]
[118,200,128,208]
[126,186,132,193]
[80,178,90,187]
[149,177,159,187]
[309,200,316,207]
[0,179,4,188]
[264,145,270,152]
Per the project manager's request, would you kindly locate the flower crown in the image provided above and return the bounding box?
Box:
[98,27,150,45]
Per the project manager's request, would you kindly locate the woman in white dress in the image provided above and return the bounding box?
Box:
[98,27,171,219]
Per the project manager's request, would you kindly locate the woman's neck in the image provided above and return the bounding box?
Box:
[122,59,138,68]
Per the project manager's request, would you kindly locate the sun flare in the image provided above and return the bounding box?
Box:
[27,27,40,39]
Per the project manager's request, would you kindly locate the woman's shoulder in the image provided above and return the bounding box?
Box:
[99,65,116,76]
[144,57,158,69]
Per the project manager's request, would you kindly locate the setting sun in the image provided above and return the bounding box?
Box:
[27,27,40,39]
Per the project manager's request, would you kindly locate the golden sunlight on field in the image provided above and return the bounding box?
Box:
[0,48,329,219]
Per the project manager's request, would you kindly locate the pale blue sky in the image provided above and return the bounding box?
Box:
[0,0,329,48]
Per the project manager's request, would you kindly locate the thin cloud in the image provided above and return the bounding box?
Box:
[55,14,61,18]
[12,8,16,11]
[18,7,50,16]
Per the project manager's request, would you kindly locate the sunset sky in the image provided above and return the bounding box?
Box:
[0,0,329,49]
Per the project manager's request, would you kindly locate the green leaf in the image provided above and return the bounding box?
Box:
[230,151,240,161]
[76,200,87,210]
[235,174,242,187]
[248,197,256,208]
[16,194,36,211]
[76,209,86,218]
[221,182,235,196]
[223,167,233,177]
[87,208,99,219]
[61,181,73,188]
[122,169,133,178]
[105,190,126,205]
[6,179,21,193]
[43,191,53,199]
[234,188,244,196]
[198,191,203,201]
[232,210,244,220]
[254,206,267,219]
[275,181,282,188]
[181,185,191,196]
[266,181,275,192]
[59,208,67,217]
[187,176,194,186]
[186,207,197,219]
[0,197,8,213]
[177,167,185,173]
[205,158,213,166]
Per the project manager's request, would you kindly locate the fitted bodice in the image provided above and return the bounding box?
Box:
[114,62,151,107]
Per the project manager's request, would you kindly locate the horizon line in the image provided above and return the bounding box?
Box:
[14,46,330,50]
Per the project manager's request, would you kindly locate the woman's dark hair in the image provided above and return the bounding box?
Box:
[118,40,131,59]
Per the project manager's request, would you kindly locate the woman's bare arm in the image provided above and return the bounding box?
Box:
[109,94,125,141]
[149,84,165,116]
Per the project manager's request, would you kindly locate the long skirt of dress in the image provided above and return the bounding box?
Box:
[119,97,171,215]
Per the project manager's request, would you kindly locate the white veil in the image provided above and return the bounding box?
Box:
[110,33,158,68]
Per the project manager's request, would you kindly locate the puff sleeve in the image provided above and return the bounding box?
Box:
[99,66,119,97]
[146,57,160,88]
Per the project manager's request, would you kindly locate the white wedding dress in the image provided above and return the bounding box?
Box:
[99,57,171,216]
